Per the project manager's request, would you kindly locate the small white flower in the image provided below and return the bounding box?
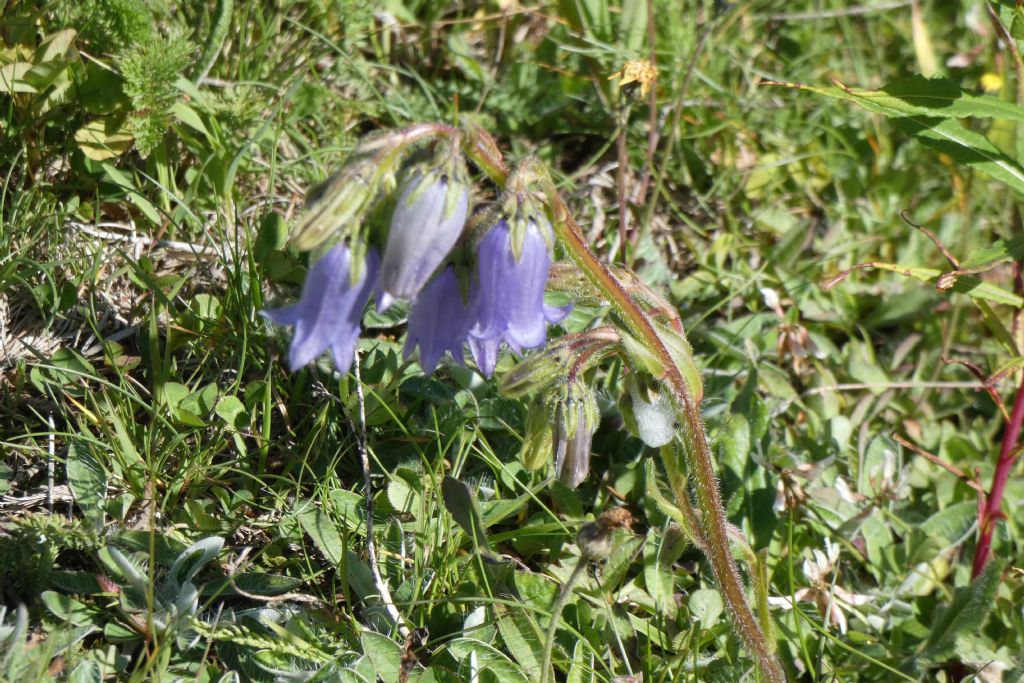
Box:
[768,538,873,634]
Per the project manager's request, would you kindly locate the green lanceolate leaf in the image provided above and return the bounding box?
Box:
[827,262,1024,307]
[792,76,1024,125]
[916,559,1005,666]
[778,77,1024,195]
[441,476,492,553]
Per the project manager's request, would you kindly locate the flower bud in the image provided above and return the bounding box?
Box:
[500,327,620,400]
[291,160,387,253]
[519,402,554,472]
[378,158,470,311]
[552,383,599,489]
[622,377,676,448]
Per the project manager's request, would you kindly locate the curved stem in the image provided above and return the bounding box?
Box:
[544,189,785,682]
[464,137,785,681]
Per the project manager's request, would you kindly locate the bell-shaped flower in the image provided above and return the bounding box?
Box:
[261,245,379,373]
[468,219,570,375]
[404,266,476,374]
[378,172,469,311]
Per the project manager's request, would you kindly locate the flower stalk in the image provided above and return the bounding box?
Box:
[460,143,785,680]
[543,188,787,682]
[971,369,1024,578]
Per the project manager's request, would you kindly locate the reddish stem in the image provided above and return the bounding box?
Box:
[972,369,1024,578]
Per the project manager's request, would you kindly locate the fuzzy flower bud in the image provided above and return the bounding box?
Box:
[500,327,620,399]
[291,160,388,253]
[622,377,677,448]
[519,402,554,472]
[378,161,470,311]
[552,384,599,489]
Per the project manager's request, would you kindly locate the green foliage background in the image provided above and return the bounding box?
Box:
[1,0,1023,681]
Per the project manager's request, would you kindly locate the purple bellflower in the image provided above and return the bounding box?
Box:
[261,245,379,373]
[378,173,469,312]
[404,266,477,374]
[468,219,571,376]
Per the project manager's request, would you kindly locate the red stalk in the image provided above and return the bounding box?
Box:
[971,370,1024,578]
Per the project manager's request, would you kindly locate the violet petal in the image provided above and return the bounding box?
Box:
[378,175,469,309]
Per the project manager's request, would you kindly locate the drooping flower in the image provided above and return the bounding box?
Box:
[467,219,570,375]
[552,386,599,489]
[378,171,469,311]
[404,266,476,374]
[261,245,379,372]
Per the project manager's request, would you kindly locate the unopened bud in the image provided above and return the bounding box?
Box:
[519,402,554,471]
[552,383,599,489]
[622,377,676,448]
[292,160,387,252]
[378,154,470,311]
[499,327,619,400]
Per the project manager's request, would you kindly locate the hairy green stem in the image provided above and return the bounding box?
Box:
[461,135,785,681]
[543,190,785,682]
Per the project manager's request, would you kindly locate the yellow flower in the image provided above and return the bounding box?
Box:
[980,72,1002,93]
[608,59,658,99]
